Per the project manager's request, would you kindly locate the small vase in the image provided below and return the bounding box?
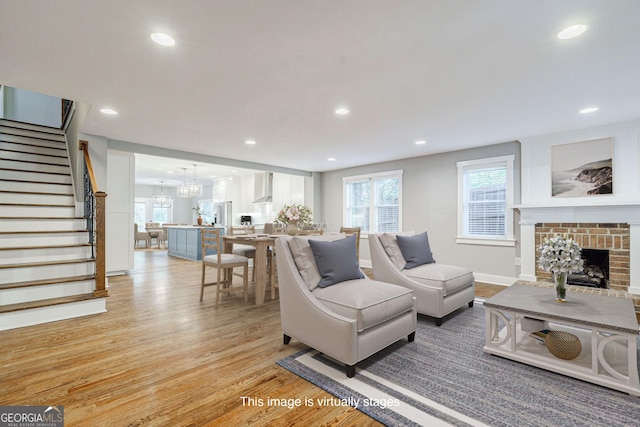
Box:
[553,271,567,302]
[286,222,298,236]
[197,215,203,226]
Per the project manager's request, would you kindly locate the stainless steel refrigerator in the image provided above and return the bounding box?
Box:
[213,201,232,228]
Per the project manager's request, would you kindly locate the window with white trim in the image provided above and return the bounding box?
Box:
[457,155,514,246]
[343,170,402,233]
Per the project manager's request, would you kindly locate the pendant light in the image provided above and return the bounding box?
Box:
[152,180,172,208]
[188,164,202,197]
[177,167,191,198]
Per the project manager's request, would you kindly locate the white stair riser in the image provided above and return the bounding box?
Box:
[0,159,69,174]
[0,232,90,247]
[0,218,85,232]
[0,262,94,285]
[0,246,93,265]
[0,119,65,135]
[0,170,71,184]
[0,298,106,331]
[0,125,65,142]
[0,133,66,150]
[0,141,66,157]
[1,150,69,166]
[0,180,72,194]
[0,280,95,305]
[0,192,74,205]
[1,205,76,218]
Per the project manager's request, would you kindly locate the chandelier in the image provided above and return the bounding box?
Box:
[177,168,191,198]
[188,164,202,197]
[152,180,172,208]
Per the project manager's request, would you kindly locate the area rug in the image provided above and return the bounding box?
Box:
[277,304,640,427]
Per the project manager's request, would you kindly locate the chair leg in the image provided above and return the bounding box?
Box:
[243,265,249,304]
[408,331,416,342]
[435,318,443,326]
[346,364,356,378]
[215,266,222,307]
[200,264,206,301]
[469,300,474,308]
[283,334,291,345]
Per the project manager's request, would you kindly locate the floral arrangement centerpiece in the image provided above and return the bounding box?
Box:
[537,235,583,302]
[193,203,203,225]
[276,204,312,235]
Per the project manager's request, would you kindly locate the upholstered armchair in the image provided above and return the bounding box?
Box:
[134,223,150,248]
[275,234,417,377]
[369,232,475,326]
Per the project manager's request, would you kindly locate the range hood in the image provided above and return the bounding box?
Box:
[252,172,273,203]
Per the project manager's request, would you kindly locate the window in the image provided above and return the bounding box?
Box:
[343,170,402,233]
[134,198,173,229]
[457,155,514,246]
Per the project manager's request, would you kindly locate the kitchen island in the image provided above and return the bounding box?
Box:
[167,225,225,261]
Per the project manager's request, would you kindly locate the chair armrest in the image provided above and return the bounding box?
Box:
[276,238,358,364]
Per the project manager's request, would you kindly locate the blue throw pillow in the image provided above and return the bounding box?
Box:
[396,231,435,269]
[308,235,364,288]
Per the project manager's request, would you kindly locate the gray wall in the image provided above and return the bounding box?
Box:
[2,87,61,127]
[320,141,521,284]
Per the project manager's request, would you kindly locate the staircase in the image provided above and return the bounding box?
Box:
[0,119,106,331]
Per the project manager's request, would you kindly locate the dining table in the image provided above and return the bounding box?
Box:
[222,234,277,305]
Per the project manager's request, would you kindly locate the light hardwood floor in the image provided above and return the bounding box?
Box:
[1,250,384,426]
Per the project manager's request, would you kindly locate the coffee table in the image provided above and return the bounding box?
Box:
[483,284,640,396]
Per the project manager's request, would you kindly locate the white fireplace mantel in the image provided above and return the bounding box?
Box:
[515,203,640,295]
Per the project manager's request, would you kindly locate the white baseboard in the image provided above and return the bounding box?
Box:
[473,273,517,287]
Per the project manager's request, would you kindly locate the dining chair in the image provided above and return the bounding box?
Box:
[134,223,151,248]
[340,226,361,262]
[229,226,260,281]
[201,228,249,306]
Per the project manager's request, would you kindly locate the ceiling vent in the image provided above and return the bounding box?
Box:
[252,172,273,203]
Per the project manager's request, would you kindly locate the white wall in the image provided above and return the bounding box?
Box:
[2,87,61,127]
[519,119,640,206]
[106,151,135,275]
[321,142,521,285]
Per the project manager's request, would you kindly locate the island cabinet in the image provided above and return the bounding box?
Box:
[167,226,225,261]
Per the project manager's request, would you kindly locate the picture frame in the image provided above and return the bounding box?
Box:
[551,138,613,197]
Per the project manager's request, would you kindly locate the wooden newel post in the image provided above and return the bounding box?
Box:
[94,191,108,297]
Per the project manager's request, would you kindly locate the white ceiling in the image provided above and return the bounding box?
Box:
[2,1,640,184]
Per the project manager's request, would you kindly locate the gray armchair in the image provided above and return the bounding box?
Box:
[276,234,417,377]
[369,232,475,326]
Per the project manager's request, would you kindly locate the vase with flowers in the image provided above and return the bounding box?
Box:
[537,235,584,302]
[193,204,203,225]
[276,204,313,235]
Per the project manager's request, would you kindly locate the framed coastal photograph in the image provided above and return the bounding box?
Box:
[551,138,613,197]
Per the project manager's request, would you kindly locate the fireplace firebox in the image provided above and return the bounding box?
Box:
[568,248,609,288]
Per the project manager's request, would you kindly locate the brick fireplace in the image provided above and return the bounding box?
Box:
[517,204,640,309]
[534,223,630,292]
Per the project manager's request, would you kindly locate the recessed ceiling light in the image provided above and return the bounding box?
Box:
[100,108,118,115]
[327,157,336,161]
[334,107,349,115]
[167,171,174,174]
[245,140,256,145]
[415,140,427,145]
[579,106,599,114]
[150,32,175,46]
[557,24,587,39]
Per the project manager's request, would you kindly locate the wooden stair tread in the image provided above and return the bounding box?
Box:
[0,147,68,158]
[0,167,69,176]
[0,258,94,269]
[0,190,73,196]
[0,178,72,186]
[0,243,92,251]
[0,274,96,290]
[0,293,104,314]
[0,139,67,151]
[0,230,87,235]
[0,157,70,167]
[0,203,74,207]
